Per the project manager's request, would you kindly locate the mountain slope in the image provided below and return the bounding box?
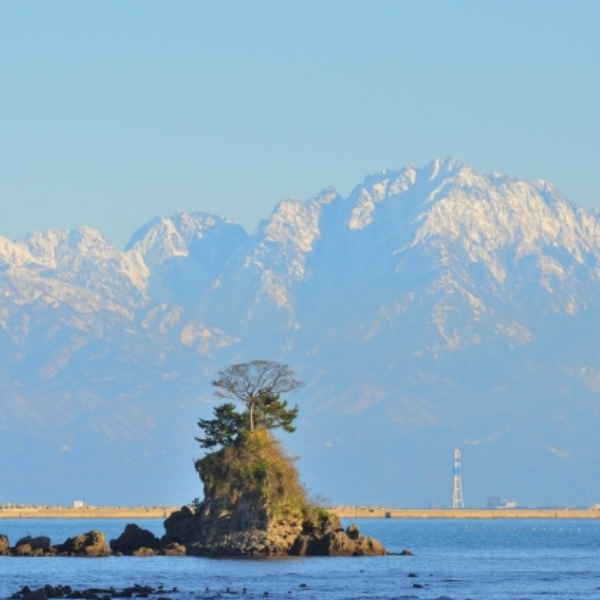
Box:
[1,158,600,507]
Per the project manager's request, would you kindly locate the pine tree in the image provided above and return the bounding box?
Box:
[196,360,303,450]
[195,402,247,449]
[253,391,298,433]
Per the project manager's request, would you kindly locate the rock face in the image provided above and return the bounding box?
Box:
[14,536,51,556]
[0,534,10,556]
[57,530,109,557]
[0,530,111,557]
[164,430,386,556]
[161,542,186,556]
[132,547,157,556]
[290,514,386,556]
[0,526,186,557]
[164,431,306,556]
[109,524,161,555]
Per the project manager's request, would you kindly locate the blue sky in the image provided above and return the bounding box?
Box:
[1,1,599,247]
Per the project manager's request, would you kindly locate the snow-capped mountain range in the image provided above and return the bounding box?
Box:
[2,157,600,507]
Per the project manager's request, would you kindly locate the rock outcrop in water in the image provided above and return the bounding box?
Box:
[0,534,10,556]
[290,513,386,556]
[0,526,186,557]
[0,431,385,558]
[109,524,161,556]
[9,583,181,600]
[14,536,51,556]
[56,531,110,557]
[0,530,110,557]
[163,430,386,556]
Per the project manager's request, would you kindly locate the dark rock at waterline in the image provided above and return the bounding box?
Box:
[313,531,358,556]
[161,542,186,556]
[56,530,109,557]
[14,536,51,556]
[289,534,311,556]
[0,533,10,555]
[11,586,180,600]
[166,498,386,556]
[289,517,386,556]
[17,536,51,551]
[132,547,157,557]
[110,524,161,556]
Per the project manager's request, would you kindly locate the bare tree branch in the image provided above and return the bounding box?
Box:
[211,360,303,431]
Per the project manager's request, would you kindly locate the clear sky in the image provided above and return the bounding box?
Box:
[1,1,599,248]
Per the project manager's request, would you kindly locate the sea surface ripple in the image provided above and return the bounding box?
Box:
[0,518,598,600]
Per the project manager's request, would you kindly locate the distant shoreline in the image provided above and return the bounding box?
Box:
[1,506,600,519]
[0,507,179,519]
[332,508,600,519]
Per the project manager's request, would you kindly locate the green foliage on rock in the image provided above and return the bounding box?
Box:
[195,429,307,520]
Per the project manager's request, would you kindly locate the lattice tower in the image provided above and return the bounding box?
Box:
[452,448,464,509]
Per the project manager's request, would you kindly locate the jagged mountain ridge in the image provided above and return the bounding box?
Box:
[1,157,600,507]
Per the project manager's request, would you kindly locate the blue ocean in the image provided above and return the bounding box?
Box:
[1,518,598,600]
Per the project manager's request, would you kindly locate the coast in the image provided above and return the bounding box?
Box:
[332,508,600,519]
[0,507,178,519]
[2,506,600,519]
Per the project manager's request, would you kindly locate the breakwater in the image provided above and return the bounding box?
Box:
[0,507,178,519]
[332,508,600,519]
[2,506,600,519]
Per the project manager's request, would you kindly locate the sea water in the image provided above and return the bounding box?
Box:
[0,518,599,600]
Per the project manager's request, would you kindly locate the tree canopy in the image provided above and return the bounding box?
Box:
[253,391,299,433]
[211,360,302,432]
[195,402,246,449]
[196,360,303,450]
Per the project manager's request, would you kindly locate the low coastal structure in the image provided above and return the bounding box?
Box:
[331,507,600,519]
[0,506,178,519]
[2,506,598,520]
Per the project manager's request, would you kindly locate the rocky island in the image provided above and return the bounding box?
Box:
[0,360,386,558]
[161,359,385,556]
[163,429,385,556]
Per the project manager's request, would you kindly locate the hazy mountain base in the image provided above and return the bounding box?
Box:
[1,158,600,507]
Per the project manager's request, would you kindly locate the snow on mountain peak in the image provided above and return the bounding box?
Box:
[3,158,600,506]
[125,211,247,274]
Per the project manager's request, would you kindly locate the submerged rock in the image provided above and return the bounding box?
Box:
[10,585,178,600]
